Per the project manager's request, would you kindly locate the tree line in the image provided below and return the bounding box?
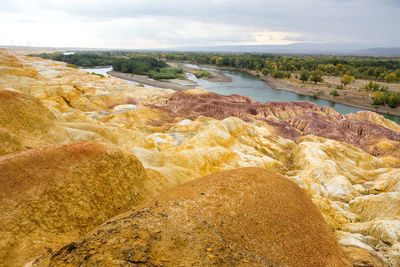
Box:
[32,51,400,107]
[163,53,400,83]
[33,51,400,83]
[33,52,183,80]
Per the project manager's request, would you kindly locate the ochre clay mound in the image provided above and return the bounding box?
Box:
[0,142,155,267]
[0,89,65,151]
[35,168,351,267]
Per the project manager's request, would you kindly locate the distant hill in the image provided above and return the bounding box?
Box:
[353,47,400,57]
[3,43,400,57]
[168,43,400,57]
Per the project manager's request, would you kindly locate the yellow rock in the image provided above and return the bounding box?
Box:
[0,142,162,266]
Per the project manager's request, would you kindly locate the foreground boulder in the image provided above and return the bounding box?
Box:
[35,168,351,266]
[0,142,155,266]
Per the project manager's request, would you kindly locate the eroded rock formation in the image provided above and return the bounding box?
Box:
[1,50,399,266]
[34,168,351,267]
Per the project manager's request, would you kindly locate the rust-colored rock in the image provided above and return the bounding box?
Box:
[151,90,400,161]
[161,90,326,121]
[34,168,351,267]
[289,112,400,157]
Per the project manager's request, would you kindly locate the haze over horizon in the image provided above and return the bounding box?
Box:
[1,0,400,50]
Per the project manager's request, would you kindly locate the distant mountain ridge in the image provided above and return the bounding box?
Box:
[2,43,400,57]
[353,47,400,57]
[168,43,400,57]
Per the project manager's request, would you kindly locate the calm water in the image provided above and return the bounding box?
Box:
[83,65,400,124]
[184,64,400,124]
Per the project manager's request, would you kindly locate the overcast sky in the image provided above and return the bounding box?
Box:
[1,0,399,49]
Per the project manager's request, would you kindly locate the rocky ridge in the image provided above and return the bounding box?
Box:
[0,49,399,266]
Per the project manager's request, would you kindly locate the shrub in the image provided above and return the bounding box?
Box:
[283,71,291,78]
[148,67,182,80]
[365,81,382,91]
[387,93,400,108]
[373,91,385,105]
[372,91,400,107]
[312,91,322,99]
[261,68,270,75]
[341,74,355,86]
[91,72,105,78]
[272,71,285,78]
[195,70,212,78]
[384,73,396,83]
[330,90,339,96]
[299,70,310,83]
[66,63,78,69]
[310,70,323,84]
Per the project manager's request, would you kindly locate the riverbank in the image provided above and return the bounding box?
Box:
[107,71,195,91]
[262,75,400,116]
[109,61,400,116]
[191,62,400,116]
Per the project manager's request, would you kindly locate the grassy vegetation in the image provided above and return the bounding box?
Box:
[91,72,105,78]
[148,67,183,80]
[195,70,211,78]
[66,63,78,69]
[373,90,400,108]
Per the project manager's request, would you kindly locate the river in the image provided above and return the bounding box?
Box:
[82,65,400,124]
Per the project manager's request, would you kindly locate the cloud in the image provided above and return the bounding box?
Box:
[0,0,399,48]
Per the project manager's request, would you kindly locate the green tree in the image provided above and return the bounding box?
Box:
[387,93,400,108]
[261,68,270,75]
[299,70,310,83]
[330,90,339,96]
[384,73,396,83]
[272,71,285,78]
[341,74,355,87]
[373,91,386,105]
[310,70,323,84]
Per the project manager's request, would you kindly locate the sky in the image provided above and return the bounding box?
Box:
[1,0,399,49]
